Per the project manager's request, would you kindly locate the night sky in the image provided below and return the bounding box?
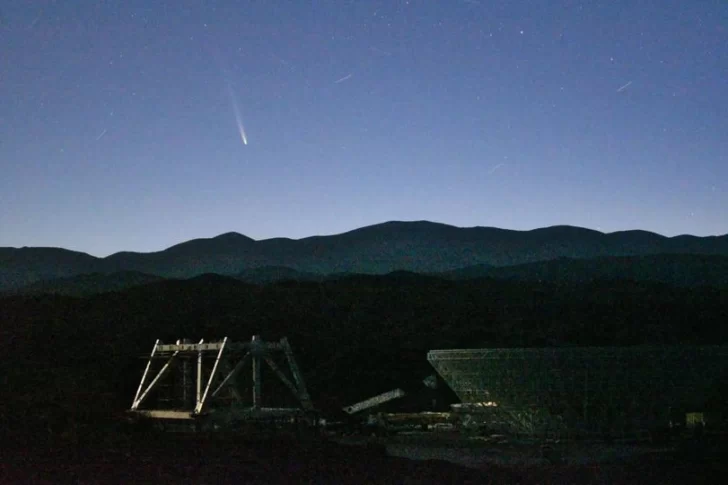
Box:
[2,1,727,256]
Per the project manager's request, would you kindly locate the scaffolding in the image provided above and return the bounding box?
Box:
[129,335,315,428]
[428,345,728,436]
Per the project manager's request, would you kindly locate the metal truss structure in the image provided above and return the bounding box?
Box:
[129,335,314,425]
[429,345,728,435]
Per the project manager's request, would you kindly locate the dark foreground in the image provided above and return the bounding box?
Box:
[2,431,728,485]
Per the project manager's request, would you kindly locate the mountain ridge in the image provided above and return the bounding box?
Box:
[2,220,727,291]
[4,253,728,297]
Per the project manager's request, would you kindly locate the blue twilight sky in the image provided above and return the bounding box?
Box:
[1,0,727,257]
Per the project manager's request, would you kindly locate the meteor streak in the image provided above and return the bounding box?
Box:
[616,81,633,92]
[487,163,504,174]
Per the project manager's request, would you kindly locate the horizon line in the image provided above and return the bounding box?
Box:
[2,219,726,258]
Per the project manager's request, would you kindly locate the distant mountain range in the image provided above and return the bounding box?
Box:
[7,271,167,297]
[2,220,728,293]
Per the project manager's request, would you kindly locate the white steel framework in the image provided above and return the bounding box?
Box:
[129,335,313,422]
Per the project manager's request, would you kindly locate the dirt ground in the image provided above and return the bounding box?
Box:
[2,431,727,484]
[0,433,500,485]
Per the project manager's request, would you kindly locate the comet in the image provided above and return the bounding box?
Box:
[232,100,248,145]
[226,82,248,146]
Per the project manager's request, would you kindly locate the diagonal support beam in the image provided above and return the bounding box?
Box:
[132,339,159,408]
[264,357,303,403]
[131,350,179,410]
[212,352,251,399]
[221,359,244,403]
[195,337,228,415]
[281,337,313,410]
